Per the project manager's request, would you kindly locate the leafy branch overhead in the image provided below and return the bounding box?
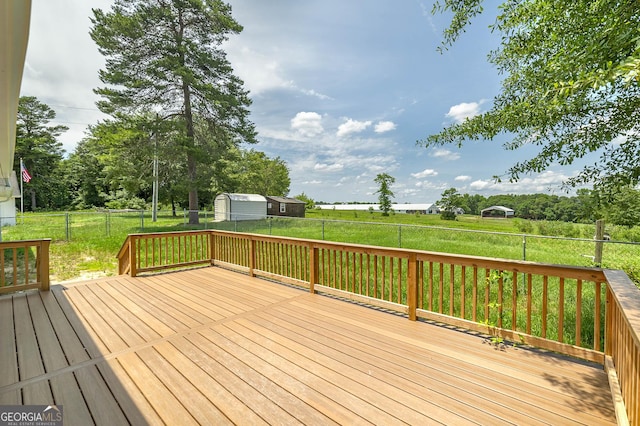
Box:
[425,0,640,194]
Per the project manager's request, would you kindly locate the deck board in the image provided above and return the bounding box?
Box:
[0,266,616,425]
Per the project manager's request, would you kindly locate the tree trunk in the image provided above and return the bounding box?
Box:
[183,78,199,225]
[187,152,199,224]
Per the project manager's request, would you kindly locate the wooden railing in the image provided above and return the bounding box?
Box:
[604,270,640,425]
[0,239,51,293]
[118,230,640,424]
[117,231,211,276]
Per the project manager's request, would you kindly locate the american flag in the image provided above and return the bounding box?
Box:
[21,160,31,183]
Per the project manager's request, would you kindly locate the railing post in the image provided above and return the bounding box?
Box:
[249,237,256,277]
[39,239,51,291]
[209,231,216,265]
[605,287,613,356]
[407,253,418,321]
[309,244,319,294]
[130,236,138,277]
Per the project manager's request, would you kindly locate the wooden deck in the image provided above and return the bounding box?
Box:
[0,266,616,425]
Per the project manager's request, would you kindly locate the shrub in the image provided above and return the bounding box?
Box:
[513,219,534,234]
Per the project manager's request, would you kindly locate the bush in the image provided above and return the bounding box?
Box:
[440,211,457,221]
[513,219,534,234]
[536,221,579,238]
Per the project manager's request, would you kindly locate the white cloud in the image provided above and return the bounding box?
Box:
[227,48,295,94]
[314,163,344,172]
[430,148,460,161]
[415,181,448,190]
[291,112,324,137]
[469,180,491,190]
[468,170,583,194]
[411,169,438,178]
[337,119,372,137]
[301,88,333,100]
[455,175,472,182]
[445,101,485,123]
[374,121,396,133]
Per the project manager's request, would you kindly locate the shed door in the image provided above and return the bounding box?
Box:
[214,195,230,221]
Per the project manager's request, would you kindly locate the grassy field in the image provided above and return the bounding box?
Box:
[1,209,639,285]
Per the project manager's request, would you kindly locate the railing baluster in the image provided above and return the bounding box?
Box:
[558,277,565,342]
[575,279,582,347]
[449,264,455,316]
[461,265,466,320]
[397,258,402,304]
[527,274,532,335]
[439,263,444,314]
[472,266,477,322]
[428,262,434,312]
[595,281,602,351]
[542,275,549,339]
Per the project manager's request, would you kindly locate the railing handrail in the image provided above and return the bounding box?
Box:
[209,229,607,282]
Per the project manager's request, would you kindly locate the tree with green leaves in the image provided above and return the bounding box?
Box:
[91,0,257,224]
[602,187,640,228]
[293,192,316,210]
[438,187,462,220]
[13,96,68,210]
[374,173,395,216]
[213,149,290,197]
[425,1,640,195]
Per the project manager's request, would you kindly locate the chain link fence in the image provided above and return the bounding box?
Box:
[1,210,638,282]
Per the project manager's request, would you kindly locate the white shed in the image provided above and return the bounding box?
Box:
[214,193,267,221]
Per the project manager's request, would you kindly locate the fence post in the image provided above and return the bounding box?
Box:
[594,219,605,266]
[322,220,325,240]
[522,235,527,261]
[140,210,145,231]
[65,212,70,241]
[398,225,402,248]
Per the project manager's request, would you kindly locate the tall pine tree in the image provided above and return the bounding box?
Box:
[91,0,256,223]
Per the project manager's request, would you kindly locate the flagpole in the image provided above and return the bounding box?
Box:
[20,158,24,222]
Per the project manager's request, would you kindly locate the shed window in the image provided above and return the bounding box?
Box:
[267,202,272,208]
[280,203,286,213]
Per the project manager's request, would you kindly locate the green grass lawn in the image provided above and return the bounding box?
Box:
[1,209,639,285]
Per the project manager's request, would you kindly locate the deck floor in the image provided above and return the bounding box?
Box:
[0,267,616,425]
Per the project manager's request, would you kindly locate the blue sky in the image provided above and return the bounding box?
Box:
[22,0,591,203]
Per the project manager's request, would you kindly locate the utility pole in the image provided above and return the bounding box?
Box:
[152,115,159,222]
